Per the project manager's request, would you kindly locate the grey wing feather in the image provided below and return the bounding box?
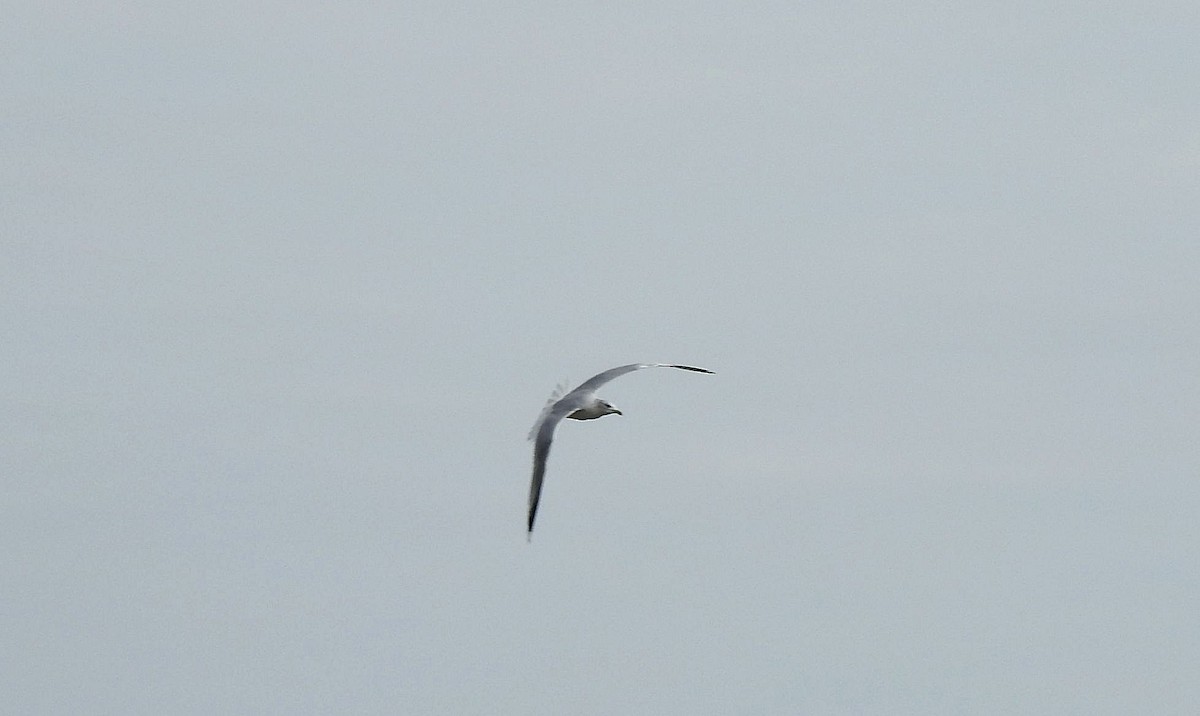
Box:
[527,413,563,535]
[528,381,570,440]
[567,363,714,398]
[565,363,650,398]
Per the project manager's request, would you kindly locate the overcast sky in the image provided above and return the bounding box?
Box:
[4,3,1198,714]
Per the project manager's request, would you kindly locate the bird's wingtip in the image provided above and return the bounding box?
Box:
[667,364,715,374]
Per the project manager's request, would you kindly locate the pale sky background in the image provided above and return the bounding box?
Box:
[3,3,1199,714]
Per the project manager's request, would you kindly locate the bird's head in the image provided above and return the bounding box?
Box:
[600,400,622,416]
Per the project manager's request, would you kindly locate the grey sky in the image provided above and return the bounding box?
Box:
[3,3,1198,713]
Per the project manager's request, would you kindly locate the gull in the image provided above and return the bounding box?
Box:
[526,363,714,538]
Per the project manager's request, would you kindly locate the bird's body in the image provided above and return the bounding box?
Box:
[526,363,714,538]
[566,402,619,421]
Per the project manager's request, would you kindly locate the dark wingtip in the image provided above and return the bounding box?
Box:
[668,364,715,374]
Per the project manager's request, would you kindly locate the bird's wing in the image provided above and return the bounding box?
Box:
[528,381,570,440]
[528,411,566,536]
[565,363,714,400]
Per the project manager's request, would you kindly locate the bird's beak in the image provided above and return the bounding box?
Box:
[613,409,623,415]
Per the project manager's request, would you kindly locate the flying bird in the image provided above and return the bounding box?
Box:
[526,363,714,538]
